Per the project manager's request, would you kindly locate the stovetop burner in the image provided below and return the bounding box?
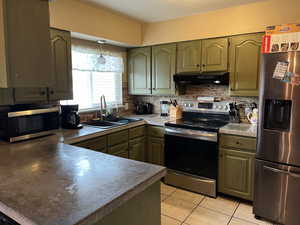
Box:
[165,111,229,132]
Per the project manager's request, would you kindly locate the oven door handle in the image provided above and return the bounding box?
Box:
[165,128,218,142]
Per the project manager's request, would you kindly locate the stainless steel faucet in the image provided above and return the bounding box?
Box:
[99,95,107,120]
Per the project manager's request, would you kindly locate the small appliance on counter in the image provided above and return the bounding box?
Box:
[228,102,240,123]
[61,105,83,129]
[0,105,60,142]
[160,100,170,117]
[134,102,153,115]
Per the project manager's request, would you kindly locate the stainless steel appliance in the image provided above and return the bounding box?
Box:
[61,105,82,129]
[164,101,229,197]
[0,212,19,225]
[160,100,170,117]
[0,106,59,142]
[254,52,300,225]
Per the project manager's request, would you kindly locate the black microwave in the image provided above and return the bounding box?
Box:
[0,106,60,142]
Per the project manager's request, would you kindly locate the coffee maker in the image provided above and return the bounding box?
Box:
[61,105,82,129]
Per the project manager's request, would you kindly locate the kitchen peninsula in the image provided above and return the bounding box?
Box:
[0,123,166,225]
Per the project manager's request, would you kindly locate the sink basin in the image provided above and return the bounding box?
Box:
[106,117,143,124]
[83,120,123,129]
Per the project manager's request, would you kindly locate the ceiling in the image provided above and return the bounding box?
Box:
[81,0,267,22]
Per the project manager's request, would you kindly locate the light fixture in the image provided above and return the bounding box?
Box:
[97,40,106,65]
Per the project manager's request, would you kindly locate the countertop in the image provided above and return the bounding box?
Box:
[124,114,171,127]
[219,123,257,138]
[0,120,166,225]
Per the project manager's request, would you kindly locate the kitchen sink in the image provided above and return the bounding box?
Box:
[83,117,143,129]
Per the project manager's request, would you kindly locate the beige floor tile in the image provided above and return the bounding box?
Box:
[185,207,231,225]
[161,182,177,195]
[199,196,239,216]
[161,215,182,225]
[234,203,272,225]
[161,194,169,202]
[161,194,196,221]
[171,189,204,205]
[229,218,257,225]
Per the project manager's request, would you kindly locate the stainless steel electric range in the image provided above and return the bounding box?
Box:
[164,101,230,197]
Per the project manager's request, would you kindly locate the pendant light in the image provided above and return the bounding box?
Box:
[97,40,106,65]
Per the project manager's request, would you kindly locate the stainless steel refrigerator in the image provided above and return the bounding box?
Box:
[254,51,300,225]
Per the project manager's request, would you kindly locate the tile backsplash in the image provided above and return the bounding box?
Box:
[132,84,259,123]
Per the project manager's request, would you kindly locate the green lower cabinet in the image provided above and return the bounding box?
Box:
[108,142,129,158]
[147,137,164,166]
[218,148,255,201]
[73,136,107,153]
[129,137,146,162]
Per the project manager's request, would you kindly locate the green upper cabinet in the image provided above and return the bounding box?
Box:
[229,33,263,96]
[202,37,228,72]
[49,28,73,101]
[152,44,176,95]
[177,40,202,73]
[128,47,152,95]
[0,0,53,88]
[14,87,48,104]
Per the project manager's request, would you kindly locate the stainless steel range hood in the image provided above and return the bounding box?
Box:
[174,72,229,85]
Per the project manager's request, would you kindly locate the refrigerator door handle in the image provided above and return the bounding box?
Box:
[263,166,289,174]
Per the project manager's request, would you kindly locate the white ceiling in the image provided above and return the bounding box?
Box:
[81,0,267,22]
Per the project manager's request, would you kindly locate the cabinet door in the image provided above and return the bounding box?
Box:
[14,87,48,104]
[108,142,129,158]
[152,44,176,95]
[202,38,228,72]
[5,0,53,88]
[229,33,263,96]
[218,148,255,200]
[177,40,201,73]
[148,137,164,166]
[0,88,13,105]
[128,47,151,95]
[49,28,73,101]
[129,137,146,162]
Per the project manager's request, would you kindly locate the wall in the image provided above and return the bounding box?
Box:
[49,0,143,46]
[132,85,258,123]
[142,0,300,45]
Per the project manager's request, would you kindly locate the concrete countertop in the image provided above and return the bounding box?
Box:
[0,119,166,225]
[219,123,257,138]
[124,114,171,127]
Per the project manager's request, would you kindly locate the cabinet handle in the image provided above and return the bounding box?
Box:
[40,91,46,96]
[202,64,206,67]
[50,90,54,95]
[236,141,240,145]
[196,64,200,67]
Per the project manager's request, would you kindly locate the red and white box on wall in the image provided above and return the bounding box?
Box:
[262,23,300,54]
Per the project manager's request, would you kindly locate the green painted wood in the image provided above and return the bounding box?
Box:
[177,40,202,73]
[49,28,73,101]
[152,44,176,95]
[129,137,146,162]
[14,87,48,104]
[148,137,164,166]
[129,125,146,140]
[4,0,53,88]
[0,88,13,105]
[74,136,107,153]
[202,37,228,72]
[107,130,129,147]
[128,47,152,95]
[108,142,129,157]
[220,134,256,152]
[218,148,255,201]
[229,33,263,96]
[148,125,165,138]
[94,182,161,225]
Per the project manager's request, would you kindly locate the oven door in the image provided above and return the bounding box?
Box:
[165,128,218,179]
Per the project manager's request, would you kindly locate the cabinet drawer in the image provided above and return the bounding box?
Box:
[148,126,164,138]
[74,136,107,152]
[108,142,129,155]
[114,151,129,159]
[108,130,129,146]
[129,126,145,139]
[220,134,256,151]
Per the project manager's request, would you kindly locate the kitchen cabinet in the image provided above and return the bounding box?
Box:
[49,28,73,101]
[147,126,165,165]
[218,134,256,201]
[0,0,53,88]
[73,136,107,153]
[128,47,152,95]
[229,33,263,96]
[177,40,202,73]
[152,44,176,95]
[14,88,48,104]
[129,137,146,161]
[108,142,129,158]
[0,88,13,105]
[202,37,228,72]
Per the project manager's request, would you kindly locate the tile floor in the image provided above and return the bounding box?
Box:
[160,182,274,225]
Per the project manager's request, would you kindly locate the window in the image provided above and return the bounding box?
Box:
[62,40,124,111]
